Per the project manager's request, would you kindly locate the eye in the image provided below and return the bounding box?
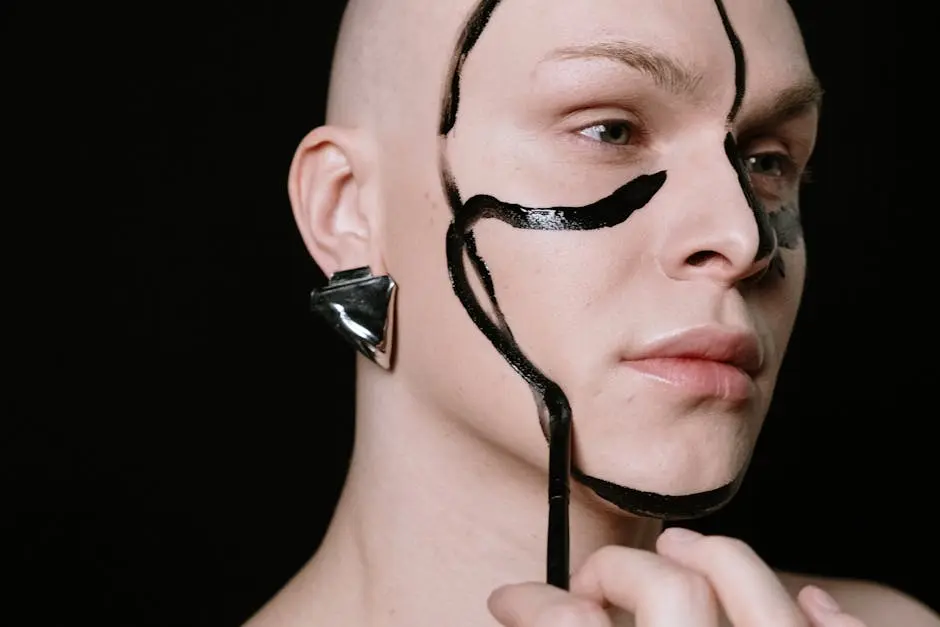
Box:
[745,153,788,178]
[579,121,633,146]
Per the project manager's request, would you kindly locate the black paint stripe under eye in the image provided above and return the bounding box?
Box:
[455,171,668,233]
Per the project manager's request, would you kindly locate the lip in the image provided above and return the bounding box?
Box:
[622,326,763,402]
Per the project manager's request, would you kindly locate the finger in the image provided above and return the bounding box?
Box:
[488,582,612,627]
[570,545,720,627]
[798,586,868,627]
[656,528,807,626]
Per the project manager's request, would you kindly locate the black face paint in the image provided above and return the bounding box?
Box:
[438,0,780,590]
[440,0,503,136]
[713,0,778,264]
[571,469,737,519]
[770,204,803,250]
[724,134,778,262]
[767,203,804,278]
[447,172,668,390]
[459,174,668,232]
[712,0,746,124]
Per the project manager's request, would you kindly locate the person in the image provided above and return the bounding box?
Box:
[245,0,938,625]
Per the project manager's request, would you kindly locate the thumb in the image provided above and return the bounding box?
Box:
[798,586,867,627]
[488,582,611,627]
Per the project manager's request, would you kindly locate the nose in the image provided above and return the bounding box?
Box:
[656,134,778,286]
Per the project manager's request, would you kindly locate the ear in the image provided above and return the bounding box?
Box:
[287,126,384,278]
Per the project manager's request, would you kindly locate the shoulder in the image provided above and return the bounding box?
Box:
[776,571,940,626]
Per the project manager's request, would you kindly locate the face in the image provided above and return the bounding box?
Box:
[380,0,819,509]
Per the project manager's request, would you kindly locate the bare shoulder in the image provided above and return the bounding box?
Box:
[777,570,940,626]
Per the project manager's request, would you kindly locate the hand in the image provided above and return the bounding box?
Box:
[488,529,866,626]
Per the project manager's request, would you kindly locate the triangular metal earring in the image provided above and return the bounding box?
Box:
[310,267,398,369]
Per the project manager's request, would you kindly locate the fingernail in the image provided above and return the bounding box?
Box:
[664,527,702,543]
[809,586,841,613]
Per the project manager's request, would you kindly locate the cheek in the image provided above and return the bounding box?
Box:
[777,247,807,329]
[468,220,634,381]
[754,246,807,375]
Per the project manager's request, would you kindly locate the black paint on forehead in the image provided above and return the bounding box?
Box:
[440,0,504,135]
[714,0,746,123]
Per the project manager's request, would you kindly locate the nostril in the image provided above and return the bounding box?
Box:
[686,250,720,267]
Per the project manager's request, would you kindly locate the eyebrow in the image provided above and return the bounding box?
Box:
[543,40,824,126]
[739,78,825,131]
[544,40,706,96]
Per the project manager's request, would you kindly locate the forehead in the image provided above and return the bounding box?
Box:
[452,0,811,112]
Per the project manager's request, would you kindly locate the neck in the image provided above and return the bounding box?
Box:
[270,368,662,627]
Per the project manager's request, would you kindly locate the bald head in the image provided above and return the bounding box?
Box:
[325,0,477,134]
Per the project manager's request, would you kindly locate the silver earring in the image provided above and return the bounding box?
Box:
[310,267,398,369]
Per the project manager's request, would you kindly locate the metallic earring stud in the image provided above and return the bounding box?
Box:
[310,267,398,369]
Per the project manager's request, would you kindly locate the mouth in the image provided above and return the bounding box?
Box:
[621,326,763,402]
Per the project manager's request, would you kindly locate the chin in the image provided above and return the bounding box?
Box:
[569,437,755,519]
[569,405,760,500]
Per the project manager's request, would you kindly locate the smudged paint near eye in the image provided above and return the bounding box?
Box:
[770,204,803,249]
[767,203,804,278]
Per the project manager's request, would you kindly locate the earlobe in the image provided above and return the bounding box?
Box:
[287,126,377,277]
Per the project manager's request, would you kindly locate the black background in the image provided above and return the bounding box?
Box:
[6,2,933,625]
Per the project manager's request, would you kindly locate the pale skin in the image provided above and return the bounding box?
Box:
[244,0,940,625]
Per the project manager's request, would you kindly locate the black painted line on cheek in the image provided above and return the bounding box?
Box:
[450,171,752,522]
[444,171,666,586]
[445,172,667,396]
[571,468,741,519]
[441,155,514,333]
[465,233,515,335]
[447,172,665,385]
[438,2,517,335]
[460,172,667,231]
[446,218,573,589]
[446,222,551,392]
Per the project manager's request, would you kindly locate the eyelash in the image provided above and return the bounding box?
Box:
[577,120,639,148]
[576,119,809,194]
